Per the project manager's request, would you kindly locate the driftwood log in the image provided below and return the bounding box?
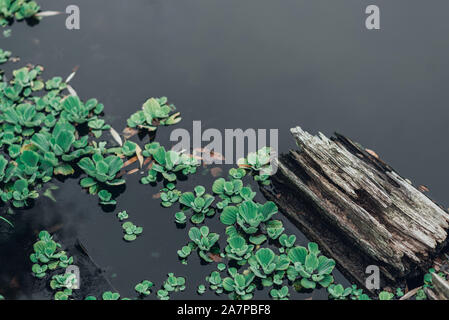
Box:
[262,127,449,290]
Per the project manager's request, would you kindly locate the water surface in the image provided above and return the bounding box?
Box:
[0,0,448,299]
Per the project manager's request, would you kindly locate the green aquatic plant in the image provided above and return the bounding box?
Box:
[120,140,137,157]
[31,120,88,172]
[2,103,45,134]
[219,200,278,235]
[157,289,169,300]
[348,284,370,300]
[378,291,394,300]
[222,268,256,300]
[174,211,187,224]
[141,142,199,184]
[224,235,254,265]
[78,152,124,205]
[278,234,296,253]
[248,248,290,279]
[270,286,289,300]
[395,288,404,298]
[212,178,256,209]
[416,289,427,300]
[217,263,226,272]
[31,264,48,279]
[54,288,72,300]
[45,77,65,91]
[78,153,124,185]
[197,284,206,295]
[228,167,246,179]
[50,273,77,290]
[30,230,73,278]
[207,270,223,294]
[188,226,220,262]
[102,291,120,300]
[127,97,181,131]
[160,183,181,208]
[98,189,114,205]
[117,210,129,221]
[0,0,40,26]
[0,63,118,211]
[265,219,285,240]
[61,96,104,124]
[238,147,274,185]
[122,221,143,242]
[135,280,154,296]
[287,243,335,289]
[179,185,215,224]
[157,273,186,300]
[177,244,193,261]
[1,178,39,208]
[88,118,110,138]
[0,48,11,64]
[328,284,352,300]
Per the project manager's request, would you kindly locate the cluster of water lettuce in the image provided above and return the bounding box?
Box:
[170,163,343,300]
[29,230,75,300]
[28,229,188,300]
[172,161,424,300]
[0,63,112,211]
[0,0,40,27]
[0,51,196,225]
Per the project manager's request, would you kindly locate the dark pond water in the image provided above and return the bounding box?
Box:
[0,0,448,300]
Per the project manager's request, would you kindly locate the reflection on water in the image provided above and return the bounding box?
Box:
[1,0,448,299]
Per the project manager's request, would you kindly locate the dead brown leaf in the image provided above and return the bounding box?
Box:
[123,156,138,168]
[143,157,152,167]
[123,127,139,139]
[152,193,161,199]
[116,170,127,178]
[418,185,430,192]
[127,168,139,175]
[210,167,223,177]
[365,149,379,159]
[208,253,223,262]
[193,148,225,161]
